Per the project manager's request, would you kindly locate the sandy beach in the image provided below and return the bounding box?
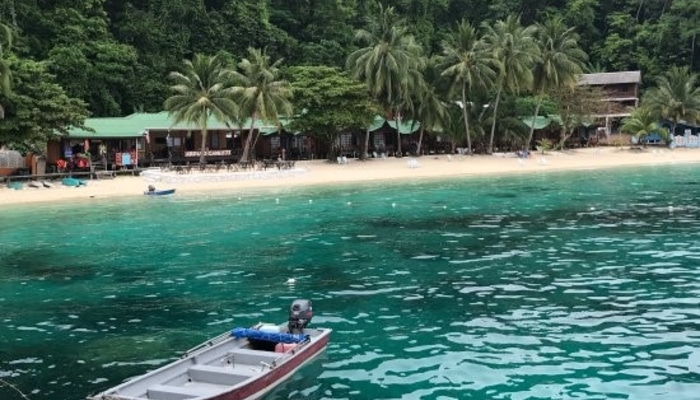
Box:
[1,147,699,206]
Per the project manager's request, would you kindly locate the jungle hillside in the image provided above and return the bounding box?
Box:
[0,0,698,151]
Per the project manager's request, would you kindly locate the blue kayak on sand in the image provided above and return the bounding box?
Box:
[144,188,176,196]
[62,178,87,187]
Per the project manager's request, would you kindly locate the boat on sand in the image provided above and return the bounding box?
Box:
[86,299,330,400]
[143,188,176,196]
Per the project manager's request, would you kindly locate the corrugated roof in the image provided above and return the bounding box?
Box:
[67,113,420,138]
[369,116,421,134]
[67,112,280,138]
[578,71,641,86]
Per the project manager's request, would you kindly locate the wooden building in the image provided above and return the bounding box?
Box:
[578,70,641,137]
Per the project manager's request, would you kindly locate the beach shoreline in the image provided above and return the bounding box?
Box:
[1,146,699,207]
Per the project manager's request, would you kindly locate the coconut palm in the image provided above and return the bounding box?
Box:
[346,4,425,157]
[482,15,538,154]
[410,77,449,156]
[525,15,587,151]
[440,19,496,154]
[643,66,700,137]
[233,47,293,163]
[164,53,238,164]
[621,107,669,146]
[0,22,14,119]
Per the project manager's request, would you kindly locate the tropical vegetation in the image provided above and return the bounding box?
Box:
[0,0,699,153]
[164,53,239,164]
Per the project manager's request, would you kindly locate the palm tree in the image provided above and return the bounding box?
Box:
[525,15,587,151]
[410,79,449,156]
[621,107,669,146]
[164,53,238,164]
[482,15,538,154]
[233,47,293,163]
[0,22,14,119]
[643,66,700,137]
[440,19,496,154]
[346,4,425,158]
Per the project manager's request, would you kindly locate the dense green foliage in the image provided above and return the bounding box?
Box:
[288,66,377,158]
[0,56,88,147]
[0,0,699,150]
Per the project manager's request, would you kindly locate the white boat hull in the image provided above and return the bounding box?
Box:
[87,325,331,400]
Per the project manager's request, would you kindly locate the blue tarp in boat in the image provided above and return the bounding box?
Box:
[231,327,309,343]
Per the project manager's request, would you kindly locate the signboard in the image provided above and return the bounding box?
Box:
[184,150,231,157]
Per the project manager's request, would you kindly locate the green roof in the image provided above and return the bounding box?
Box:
[520,116,553,130]
[369,116,421,134]
[67,112,420,138]
[520,115,567,130]
[66,112,280,138]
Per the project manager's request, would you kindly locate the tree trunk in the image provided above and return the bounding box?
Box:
[692,32,696,69]
[461,83,472,154]
[240,110,257,163]
[199,113,208,165]
[558,128,572,150]
[636,0,644,21]
[416,125,425,156]
[488,86,503,154]
[328,138,336,162]
[525,97,543,151]
[362,128,370,160]
[395,109,403,157]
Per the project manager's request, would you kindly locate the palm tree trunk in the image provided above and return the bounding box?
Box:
[240,110,257,163]
[488,87,503,154]
[417,125,425,156]
[199,114,208,165]
[692,32,696,69]
[525,97,543,151]
[461,83,472,154]
[395,109,403,157]
[636,0,644,21]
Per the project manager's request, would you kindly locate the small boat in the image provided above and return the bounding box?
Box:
[87,299,331,400]
[144,188,176,196]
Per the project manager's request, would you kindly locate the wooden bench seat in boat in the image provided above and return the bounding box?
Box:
[147,383,224,400]
[188,364,253,385]
[224,348,280,365]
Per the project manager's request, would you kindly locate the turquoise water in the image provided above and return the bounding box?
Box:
[2,165,700,400]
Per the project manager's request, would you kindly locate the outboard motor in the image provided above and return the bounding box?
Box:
[288,299,313,334]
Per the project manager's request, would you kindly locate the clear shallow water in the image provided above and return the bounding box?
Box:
[1,165,700,399]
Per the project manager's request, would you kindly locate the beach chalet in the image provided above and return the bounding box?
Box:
[578,70,641,137]
[365,116,422,156]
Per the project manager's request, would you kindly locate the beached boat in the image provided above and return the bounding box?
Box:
[86,299,330,400]
[144,188,176,196]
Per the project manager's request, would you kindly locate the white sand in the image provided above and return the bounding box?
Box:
[1,147,699,206]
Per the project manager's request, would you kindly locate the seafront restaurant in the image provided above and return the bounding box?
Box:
[51,112,291,171]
